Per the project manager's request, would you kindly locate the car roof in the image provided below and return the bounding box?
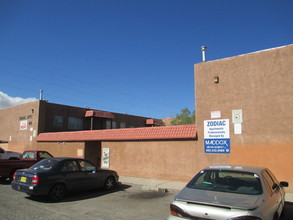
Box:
[47,157,86,161]
[204,165,266,175]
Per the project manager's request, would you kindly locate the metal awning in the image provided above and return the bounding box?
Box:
[85,110,115,119]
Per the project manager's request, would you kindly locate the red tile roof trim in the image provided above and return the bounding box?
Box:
[36,124,197,142]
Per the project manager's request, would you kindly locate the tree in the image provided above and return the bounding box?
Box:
[170,108,195,125]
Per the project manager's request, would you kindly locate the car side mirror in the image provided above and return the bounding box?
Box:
[272,183,280,190]
[90,167,97,173]
[280,181,289,187]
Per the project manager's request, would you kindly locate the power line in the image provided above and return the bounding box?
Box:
[0,68,172,117]
[0,54,173,109]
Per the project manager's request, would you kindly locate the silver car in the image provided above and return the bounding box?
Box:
[168,165,288,220]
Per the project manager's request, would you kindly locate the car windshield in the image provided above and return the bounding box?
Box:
[30,159,59,171]
[187,169,262,195]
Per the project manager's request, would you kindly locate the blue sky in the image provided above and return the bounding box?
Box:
[0,0,292,119]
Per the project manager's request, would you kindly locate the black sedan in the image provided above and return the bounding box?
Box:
[11,157,119,201]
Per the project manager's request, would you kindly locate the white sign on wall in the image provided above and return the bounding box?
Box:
[204,119,230,153]
[211,111,221,119]
[20,120,28,130]
[101,148,110,168]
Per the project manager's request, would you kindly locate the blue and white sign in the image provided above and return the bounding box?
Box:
[204,119,230,153]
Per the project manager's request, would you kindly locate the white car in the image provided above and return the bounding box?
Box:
[0,147,21,160]
[168,165,288,220]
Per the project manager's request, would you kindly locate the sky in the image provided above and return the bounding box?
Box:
[0,0,292,119]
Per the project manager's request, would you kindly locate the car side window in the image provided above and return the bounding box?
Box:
[266,169,280,185]
[38,152,52,160]
[78,160,96,172]
[22,152,35,159]
[61,161,80,172]
[262,170,277,194]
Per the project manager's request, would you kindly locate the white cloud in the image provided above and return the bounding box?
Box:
[0,91,38,109]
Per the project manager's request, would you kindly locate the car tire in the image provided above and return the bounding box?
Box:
[49,184,66,201]
[104,177,116,190]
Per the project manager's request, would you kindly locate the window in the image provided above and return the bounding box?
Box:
[68,117,83,130]
[120,122,126,128]
[31,159,58,171]
[53,115,63,129]
[106,119,112,129]
[263,170,278,194]
[112,121,117,129]
[38,152,52,160]
[61,161,80,172]
[22,151,36,159]
[187,169,262,195]
[77,160,96,171]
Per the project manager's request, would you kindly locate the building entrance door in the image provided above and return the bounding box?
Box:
[84,141,101,168]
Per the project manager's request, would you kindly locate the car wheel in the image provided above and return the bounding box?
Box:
[104,177,116,190]
[49,184,66,201]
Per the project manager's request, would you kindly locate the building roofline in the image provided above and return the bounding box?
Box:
[196,44,293,64]
[36,124,197,142]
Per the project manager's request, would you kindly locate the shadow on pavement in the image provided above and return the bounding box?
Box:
[24,183,132,203]
[0,179,11,185]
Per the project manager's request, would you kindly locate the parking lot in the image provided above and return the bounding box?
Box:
[0,180,292,220]
[0,180,176,220]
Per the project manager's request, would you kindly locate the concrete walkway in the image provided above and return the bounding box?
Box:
[120,176,187,192]
[120,175,293,202]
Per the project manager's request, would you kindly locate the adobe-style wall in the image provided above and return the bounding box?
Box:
[0,101,40,153]
[229,142,292,185]
[102,140,197,182]
[195,45,293,192]
[36,142,86,158]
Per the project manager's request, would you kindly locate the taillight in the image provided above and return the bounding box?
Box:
[170,204,193,218]
[31,175,39,185]
[13,173,16,181]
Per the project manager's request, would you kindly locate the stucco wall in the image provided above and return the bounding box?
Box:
[36,142,86,158]
[0,101,40,153]
[102,140,197,182]
[195,45,293,192]
[230,142,293,186]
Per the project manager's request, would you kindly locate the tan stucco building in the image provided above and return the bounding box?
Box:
[195,44,293,191]
[0,100,158,153]
[1,44,292,192]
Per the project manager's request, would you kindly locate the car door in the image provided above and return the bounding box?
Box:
[60,160,90,191]
[76,159,102,189]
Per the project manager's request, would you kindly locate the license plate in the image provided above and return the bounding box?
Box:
[20,176,27,183]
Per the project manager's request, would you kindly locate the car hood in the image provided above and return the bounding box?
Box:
[175,187,262,210]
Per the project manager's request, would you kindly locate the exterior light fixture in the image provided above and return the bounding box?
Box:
[214,76,219,83]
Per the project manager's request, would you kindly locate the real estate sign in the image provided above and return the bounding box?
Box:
[204,119,230,153]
